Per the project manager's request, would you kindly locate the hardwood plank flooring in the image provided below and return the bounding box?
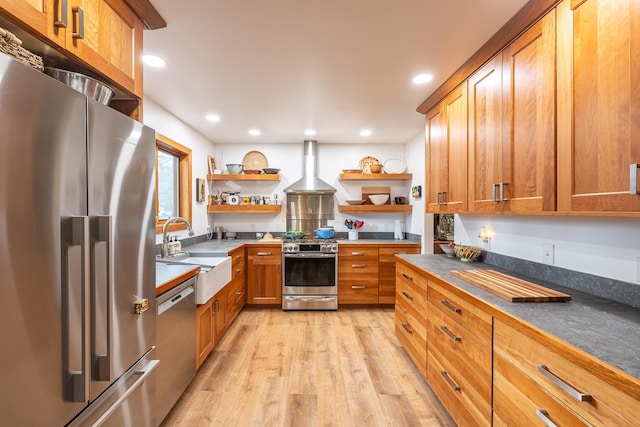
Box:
[161,307,455,427]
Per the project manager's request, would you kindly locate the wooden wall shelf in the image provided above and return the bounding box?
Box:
[339,173,413,181]
[207,205,281,213]
[339,205,412,213]
[207,174,280,181]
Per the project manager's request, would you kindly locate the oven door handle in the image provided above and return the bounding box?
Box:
[283,253,336,259]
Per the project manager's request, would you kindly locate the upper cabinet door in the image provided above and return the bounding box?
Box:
[468,55,503,213]
[426,83,468,213]
[501,11,557,213]
[66,0,143,96]
[0,0,67,46]
[557,0,640,212]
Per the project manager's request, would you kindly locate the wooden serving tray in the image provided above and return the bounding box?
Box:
[450,269,571,302]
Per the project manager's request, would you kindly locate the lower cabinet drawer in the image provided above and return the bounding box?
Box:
[494,317,640,427]
[395,305,426,377]
[226,275,245,323]
[338,276,378,304]
[427,350,491,427]
[494,353,589,426]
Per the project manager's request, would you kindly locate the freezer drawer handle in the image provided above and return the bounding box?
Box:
[92,359,159,427]
[536,365,592,401]
[535,409,558,427]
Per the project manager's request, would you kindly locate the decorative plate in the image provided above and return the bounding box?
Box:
[242,151,268,171]
[359,156,379,174]
[383,158,406,174]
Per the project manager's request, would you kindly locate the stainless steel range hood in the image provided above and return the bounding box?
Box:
[284,140,336,194]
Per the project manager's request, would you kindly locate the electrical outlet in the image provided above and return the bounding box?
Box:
[542,243,555,265]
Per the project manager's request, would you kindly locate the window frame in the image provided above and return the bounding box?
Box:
[155,133,192,234]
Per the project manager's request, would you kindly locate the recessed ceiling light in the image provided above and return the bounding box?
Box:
[249,129,261,136]
[360,129,372,137]
[206,114,221,123]
[142,54,166,68]
[304,129,316,136]
[412,73,433,84]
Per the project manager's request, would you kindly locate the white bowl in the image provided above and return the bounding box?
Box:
[368,194,389,205]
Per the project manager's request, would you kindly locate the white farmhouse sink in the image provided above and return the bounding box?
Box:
[170,256,232,304]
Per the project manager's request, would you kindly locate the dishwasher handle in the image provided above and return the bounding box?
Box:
[158,285,194,315]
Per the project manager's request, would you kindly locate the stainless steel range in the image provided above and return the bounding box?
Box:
[282,238,338,310]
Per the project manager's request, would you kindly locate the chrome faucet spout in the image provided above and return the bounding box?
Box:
[161,217,194,258]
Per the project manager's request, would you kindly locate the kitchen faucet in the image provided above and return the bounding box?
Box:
[161,217,195,258]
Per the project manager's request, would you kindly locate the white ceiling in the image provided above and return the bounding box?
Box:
[143,0,528,144]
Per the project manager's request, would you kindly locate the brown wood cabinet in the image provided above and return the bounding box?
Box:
[338,245,378,304]
[1,0,67,47]
[378,245,420,304]
[426,83,468,213]
[212,287,227,346]
[195,298,213,370]
[494,316,640,427]
[227,246,246,321]
[557,0,640,213]
[246,245,281,305]
[394,259,428,377]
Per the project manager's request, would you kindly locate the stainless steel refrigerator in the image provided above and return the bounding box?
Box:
[0,54,158,426]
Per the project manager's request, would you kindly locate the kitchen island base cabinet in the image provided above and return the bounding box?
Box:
[378,246,420,304]
[246,246,281,305]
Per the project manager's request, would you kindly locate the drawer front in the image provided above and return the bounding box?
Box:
[494,353,589,427]
[395,306,426,377]
[427,350,491,427]
[427,279,492,345]
[378,246,420,262]
[427,301,492,419]
[226,275,245,322]
[494,318,640,427]
[338,277,378,304]
[338,246,378,259]
[230,248,245,268]
[395,269,428,317]
[396,261,428,294]
[338,258,378,274]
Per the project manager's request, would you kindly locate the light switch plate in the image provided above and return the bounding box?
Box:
[542,243,554,265]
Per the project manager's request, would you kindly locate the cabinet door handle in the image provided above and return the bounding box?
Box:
[401,290,413,301]
[55,0,68,27]
[351,264,366,268]
[212,299,220,314]
[401,322,412,334]
[535,409,557,427]
[401,272,413,282]
[491,184,497,202]
[436,192,441,204]
[257,251,272,256]
[499,182,508,201]
[351,251,366,256]
[72,6,84,39]
[440,299,461,313]
[440,191,447,204]
[440,325,461,342]
[536,365,592,402]
[440,370,461,392]
[631,163,639,195]
[351,285,366,290]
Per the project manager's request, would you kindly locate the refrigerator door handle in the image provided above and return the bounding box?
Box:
[93,216,113,382]
[92,359,159,427]
[64,216,90,403]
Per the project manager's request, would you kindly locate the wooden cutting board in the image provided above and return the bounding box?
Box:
[450,270,571,302]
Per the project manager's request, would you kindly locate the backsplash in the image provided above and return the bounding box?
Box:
[484,252,640,309]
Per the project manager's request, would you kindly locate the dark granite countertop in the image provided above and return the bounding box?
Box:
[397,254,640,381]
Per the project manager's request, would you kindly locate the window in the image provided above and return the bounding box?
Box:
[155,133,192,234]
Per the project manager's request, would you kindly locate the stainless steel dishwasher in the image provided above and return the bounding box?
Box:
[156,276,196,425]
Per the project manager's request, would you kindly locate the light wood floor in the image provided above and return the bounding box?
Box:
[161,307,455,427]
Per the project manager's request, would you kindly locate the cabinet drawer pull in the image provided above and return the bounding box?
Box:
[631,163,639,195]
[235,255,243,261]
[401,272,413,282]
[257,251,272,256]
[440,325,461,342]
[72,6,84,39]
[535,409,557,427]
[235,268,242,276]
[536,365,592,402]
[55,0,68,27]
[351,264,366,268]
[401,322,412,334]
[235,291,243,300]
[440,299,461,313]
[401,290,413,301]
[351,285,366,290]
[351,251,366,256]
[440,370,461,392]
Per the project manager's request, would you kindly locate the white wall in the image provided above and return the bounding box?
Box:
[455,215,640,285]
[404,130,432,252]
[143,99,216,241]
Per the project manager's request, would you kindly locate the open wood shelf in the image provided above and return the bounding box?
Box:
[207,174,280,181]
[207,205,281,213]
[338,205,412,213]
[339,173,413,181]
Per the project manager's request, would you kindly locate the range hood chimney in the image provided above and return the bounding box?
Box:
[284,140,336,194]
